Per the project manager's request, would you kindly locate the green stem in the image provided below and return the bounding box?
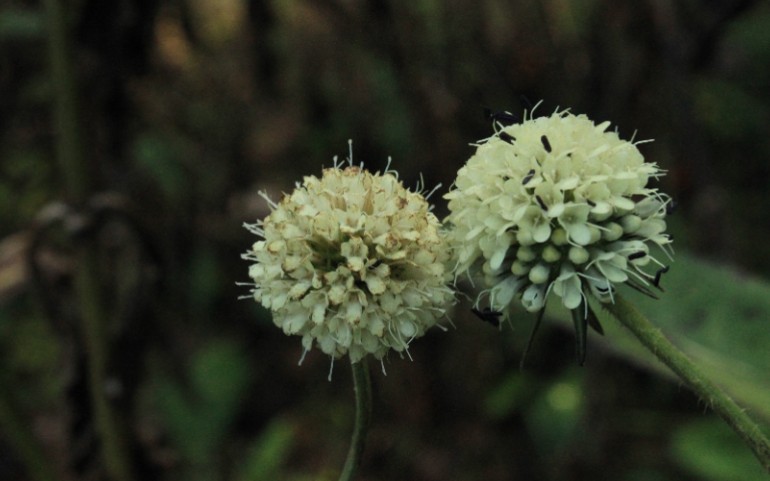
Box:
[43,1,134,480]
[338,358,372,481]
[74,250,135,481]
[604,295,770,473]
[43,0,90,202]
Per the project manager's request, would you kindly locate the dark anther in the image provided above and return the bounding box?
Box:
[499,132,515,144]
[471,307,502,327]
[535,195,547,210]
[666,199,678,216]
[586,199,596,207]
[541,135,552,153]
[484,108,519,125]
[628,251,646,260]
[522,169,535,185]
[652,265,670,288]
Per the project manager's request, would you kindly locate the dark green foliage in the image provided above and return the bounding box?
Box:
[154,341,252,474]
[672,419,766,481]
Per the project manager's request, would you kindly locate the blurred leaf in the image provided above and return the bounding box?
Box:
[131,133,187,202]
[155,381,200,456]
[0,312,63,405]
[693,78,767,141]
[724,8,770,77]
[235,418,295,481]
[0,8,44,40]
[0,149,52,226]
[483,370,532,419]
[191,340,251,413]
[622,467,678,481]
[561,253,770,422]
[155,340,251,467]
[189,246,224,316]
[187,0,246,47]
[524,368,584,456]
[357,53,414,158]
[670,418,765,481]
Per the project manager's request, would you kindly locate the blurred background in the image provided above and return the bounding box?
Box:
[1,0,769,480]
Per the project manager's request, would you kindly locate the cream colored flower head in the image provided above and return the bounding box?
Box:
[243,144,454,365]
[445,108,673,318]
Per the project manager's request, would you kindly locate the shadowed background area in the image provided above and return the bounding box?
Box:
[1,1,769,480]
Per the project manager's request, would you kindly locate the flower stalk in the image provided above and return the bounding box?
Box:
[244,146,452,480]
[338,358,372,481]
[604,295,770,473]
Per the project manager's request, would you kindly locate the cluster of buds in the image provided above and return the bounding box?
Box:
[444,109,673,362]
[243,145,454,368]
[445,110,672,310]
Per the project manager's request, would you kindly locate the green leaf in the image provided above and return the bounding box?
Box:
[235,418,295,481]
[155,340,252,465]
[483,371,533,419]
[524,369,584,457]
[131,133,187,202]
[0,8,44,40]
[693,78,767,141]
[671,418,766,481]
[579,253,770,422]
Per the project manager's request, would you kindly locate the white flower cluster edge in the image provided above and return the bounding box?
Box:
[243,142,455,372]
[444,107,673,317]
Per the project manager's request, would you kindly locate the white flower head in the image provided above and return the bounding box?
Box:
[445,107,673,357]
[243,143,455,366]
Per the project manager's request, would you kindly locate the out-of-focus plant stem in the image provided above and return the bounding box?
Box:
[44,0,89,200]
[74,253,135,481]
[43,1,135,481]
[604,295,770,473]
[338,358,372,481]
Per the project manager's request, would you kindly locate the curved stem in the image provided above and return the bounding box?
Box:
[604,295,770,473]
[338,358,372,481]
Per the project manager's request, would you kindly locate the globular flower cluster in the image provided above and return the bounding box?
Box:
[244,153,454,363]
[445,109,673,317]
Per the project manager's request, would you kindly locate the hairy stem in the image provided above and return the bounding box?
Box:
[338,358,372,481]
[604,295,770,473]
